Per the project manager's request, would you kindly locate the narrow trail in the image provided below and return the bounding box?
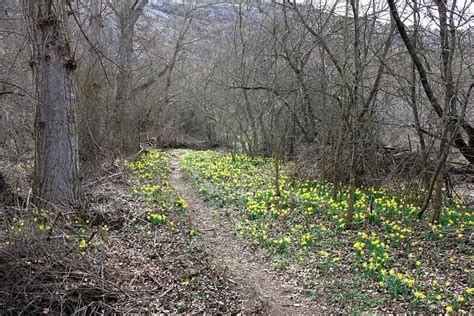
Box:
[169,152,323,315]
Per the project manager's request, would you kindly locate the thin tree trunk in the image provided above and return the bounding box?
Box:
[417,123,451,220]
[346,0,361,228]
[81,0,103,161]
[274,158,281,199]
[113,24,134,155]
[332,127,344,201]
[430,0,457,223]
[346,131,358,228]
[153,14,193,146]
[410,0,426,155]
[111,0,149,156]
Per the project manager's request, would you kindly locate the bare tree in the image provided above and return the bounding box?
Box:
[388,0,474,165]
[82,0,106,161]
[110,0,149,156]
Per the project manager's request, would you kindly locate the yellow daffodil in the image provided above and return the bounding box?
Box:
[414,291,426,300]
[319,250,330,258]
[79,239,87,250]
[404,278,415,288]
[353,241,365,252]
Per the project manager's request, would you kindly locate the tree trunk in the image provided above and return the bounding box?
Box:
[111,0,149,156]
[410,0,426,156]
[80,0,104,162]
[346,0,361,228]
[346,132,358,228]
[22,0,80,207]
[113,24,134,155]
[332,127,344,201]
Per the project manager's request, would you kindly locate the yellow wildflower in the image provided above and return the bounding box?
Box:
[79,239,87,250]
[404,278,415,288]
[354,241,365,251]
[414,291,426,300]
[319,250,330,258]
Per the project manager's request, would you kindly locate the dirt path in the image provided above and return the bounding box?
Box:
[169,152,323,315]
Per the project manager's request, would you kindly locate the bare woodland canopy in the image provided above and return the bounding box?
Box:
[0,0,472,209]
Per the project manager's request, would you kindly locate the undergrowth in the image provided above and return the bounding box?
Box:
[126,150,188,229]
[0,150,254,314]
[180,150,473,314]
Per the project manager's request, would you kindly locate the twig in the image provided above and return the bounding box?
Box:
[159,286,173,298]
[26,188,32,210]
[84,172,122,188]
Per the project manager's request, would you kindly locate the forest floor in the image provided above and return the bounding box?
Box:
[0,148,472,314]
[177,149,473,314]
[0,151,265,314]
[169,151,324,314]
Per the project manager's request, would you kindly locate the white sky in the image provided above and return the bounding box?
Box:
[293,0,472,28]
[151,0,473,28]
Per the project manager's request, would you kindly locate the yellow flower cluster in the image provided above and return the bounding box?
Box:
[300,232,313,247]
[355,232,390,272]
[382,220,412,245]
[79,239,88,250]
[147,212,167,226]
[126,149,170,180]
[128,150,188,232]
[414,290,426,300]
[319,250,330,258]
[353,241,365,252]
[176,196,188,210]
[247,198,268,219]
[137,183,160,198]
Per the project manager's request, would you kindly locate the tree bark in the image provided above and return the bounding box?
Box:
[410,0,426,156]
[22,0,80,206]
[114,23,134,155]
[80,0,104,162]
[346,0,361,228]
[111,0,149,156]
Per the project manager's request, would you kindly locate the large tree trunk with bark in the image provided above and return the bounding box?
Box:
[22,0,80,206]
